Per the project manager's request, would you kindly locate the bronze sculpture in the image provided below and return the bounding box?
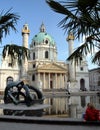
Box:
[3,81,44,116]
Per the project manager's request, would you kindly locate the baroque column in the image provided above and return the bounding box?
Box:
[66,32,78,117]
[66,32,78,92]
[67,32,75,81]
[21,24,30,84]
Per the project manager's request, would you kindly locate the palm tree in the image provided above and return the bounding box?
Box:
[0,9,29,65]
[2,44,29,66]
[46,0,100,66]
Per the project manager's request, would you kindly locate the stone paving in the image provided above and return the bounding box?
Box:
[0,115,100,130]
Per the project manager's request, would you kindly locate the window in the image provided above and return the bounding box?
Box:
[33,42,35,46]
[45,40,48,44]
[25,26,27,30]
[33,52,35,60]
[33,64,35,68]
[32,74,35,81]
[45,51,48,58]
[80,79,86,91]
[81,96,86,108]
[8,63,12,67]
[80,67,83,71]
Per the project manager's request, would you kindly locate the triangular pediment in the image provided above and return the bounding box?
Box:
[37,63,67,73]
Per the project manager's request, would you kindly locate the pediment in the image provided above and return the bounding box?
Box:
[37,63,67,73]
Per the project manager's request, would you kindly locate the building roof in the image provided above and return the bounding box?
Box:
[31,23,56,47]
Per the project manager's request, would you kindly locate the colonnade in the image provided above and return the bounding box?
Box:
[35,72,67,114]
[37,72,66,89]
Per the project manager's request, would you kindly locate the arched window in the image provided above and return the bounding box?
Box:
[80,78,86,91]
[33,42,35,46]
[25,26,27,30]
[32,74,35,81]
[33,64,35,68]
[33,52,35,60]
[6,76,13,85]
[45,39,48,44]
[8,63,12,67]
[45,51,48,58]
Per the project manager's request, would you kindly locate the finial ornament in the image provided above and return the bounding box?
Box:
[67,32,74,41]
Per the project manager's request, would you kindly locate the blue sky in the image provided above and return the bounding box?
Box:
[0,0,97,69]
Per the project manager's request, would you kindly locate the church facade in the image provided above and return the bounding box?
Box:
[0,23,90,116]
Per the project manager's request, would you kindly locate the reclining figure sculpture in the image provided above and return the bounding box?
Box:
[3,81,44,116]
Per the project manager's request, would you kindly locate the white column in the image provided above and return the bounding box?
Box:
[48,73,50,89]
[43,73,45,89]
[67,32,75,81]
[37,73,42,90]
[38,73,40,81]
[55,73,57,89]
[60,74,62,88]
[68,39,74,56]
[21,24,30,78]
[62,74,64,88]
[22,33,29,48]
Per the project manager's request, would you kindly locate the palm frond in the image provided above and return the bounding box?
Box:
[2,44,30,66]
[46,0,100,39]
[67,36,95,64]
[0,9,20,42]
[46,0,100,66]
[92,50,100,65]
[46,0,77,18]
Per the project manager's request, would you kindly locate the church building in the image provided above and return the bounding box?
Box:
[0,23,89,116]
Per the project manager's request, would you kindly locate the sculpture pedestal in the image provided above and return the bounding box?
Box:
[0,103,50,116]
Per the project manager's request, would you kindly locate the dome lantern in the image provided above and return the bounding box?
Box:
[40,23,46,32]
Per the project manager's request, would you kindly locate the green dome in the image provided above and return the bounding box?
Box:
[31,23,56,46]
[32,32,55,46]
